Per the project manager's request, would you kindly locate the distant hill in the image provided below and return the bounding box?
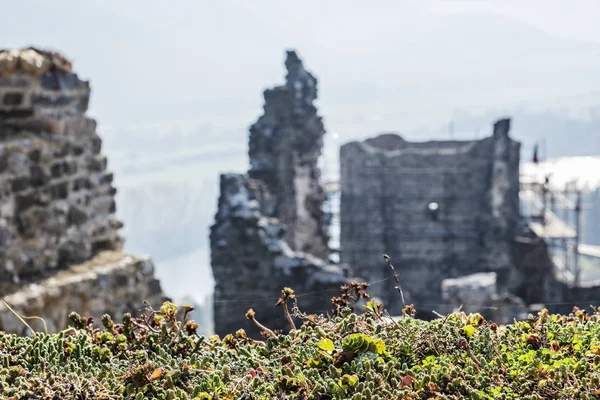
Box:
[416,107,600,159]
[2,2,599,127]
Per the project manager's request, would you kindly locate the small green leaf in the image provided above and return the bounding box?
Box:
[369,338,386,354]
[339,374,359,389]
[463,325,476,338]
[364,299,378,313]
[346,374,359,386]
[423,355,436,366]
[307,358,322,368]
[317,338,335,352]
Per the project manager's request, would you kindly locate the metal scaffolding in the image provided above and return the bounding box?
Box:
[520,173,585,284]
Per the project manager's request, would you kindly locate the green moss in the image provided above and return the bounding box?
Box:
[0,292,599,399]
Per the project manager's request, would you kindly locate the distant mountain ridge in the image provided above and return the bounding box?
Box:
[2,2,599,126]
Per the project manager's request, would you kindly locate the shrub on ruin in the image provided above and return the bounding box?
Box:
[1,286,600,399]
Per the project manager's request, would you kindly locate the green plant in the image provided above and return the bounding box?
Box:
[0,286,599,399]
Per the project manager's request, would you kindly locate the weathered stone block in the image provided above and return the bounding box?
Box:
[11,176,30,192]
[48,181,69,200]
[53,142,71,158]
[72,177,92,191]
[0,48,144,303]
[28,149,41,162]
[2,92,24,106]
[67,204,88,225]
[0,252,166,335]
[87,156,107,172]
[98,172,113,185]
[71,145,84,156]
[442,272,497,307]
[0,227,10,246]
[50,162,64,178]
[0,153,9,173]
[64,160,78,175]
[441,272,527,323]
[90,134,102,154]
[29,165,49,186]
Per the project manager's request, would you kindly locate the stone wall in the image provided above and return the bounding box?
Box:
[211,174,351,336]
[0,48,165,334]
[211,51,353,336]
[248,51,329,260]
[512,228,600,315]
[441,272,527,324]
[0,251,163,335]
[339,119,520,316]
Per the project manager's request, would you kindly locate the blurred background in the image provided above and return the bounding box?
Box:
[2,0,598,309]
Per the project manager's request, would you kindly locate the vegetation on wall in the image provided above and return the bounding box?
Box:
[1,282,599,399]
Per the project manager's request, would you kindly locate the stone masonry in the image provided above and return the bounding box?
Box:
[0,251,162,335]
[441,272,527,324]
[248,51,329,260]
[0,48,165,334]
[512,226,600,316]
[211,51,353,337]
[211,174,352,336]
[339,119,521,316]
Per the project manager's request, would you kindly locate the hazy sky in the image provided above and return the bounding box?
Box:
[2,1,599,135]
[432,0,600,42]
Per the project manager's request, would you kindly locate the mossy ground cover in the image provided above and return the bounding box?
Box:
[1,283,600,399]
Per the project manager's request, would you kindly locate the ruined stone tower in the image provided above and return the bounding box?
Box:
[339,119,521,316]
[248,51,329,260]
[211,51,351,336]
[0,48,164,334]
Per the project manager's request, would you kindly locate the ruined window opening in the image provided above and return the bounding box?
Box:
[427,201,440,221]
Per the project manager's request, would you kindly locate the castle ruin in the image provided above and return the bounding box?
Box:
[339,120,600,320]
[247,51,330,260]
[210,50,600,332]
[0,48,165,334]
[339,120,521,317]
[210,51,353,336]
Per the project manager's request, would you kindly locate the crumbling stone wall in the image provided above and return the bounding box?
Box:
[512,227,600,315]
[211,174,351,336]
[0,251,163,335]
[211,51,352,336]
[441,272,527,324]
[339,119,520,316]
[248,51,329,260]
[0,48,164,333]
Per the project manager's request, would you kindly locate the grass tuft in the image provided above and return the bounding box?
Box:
[0,286,599,398]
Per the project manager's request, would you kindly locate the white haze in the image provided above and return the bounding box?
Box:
[1,0,600,304]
